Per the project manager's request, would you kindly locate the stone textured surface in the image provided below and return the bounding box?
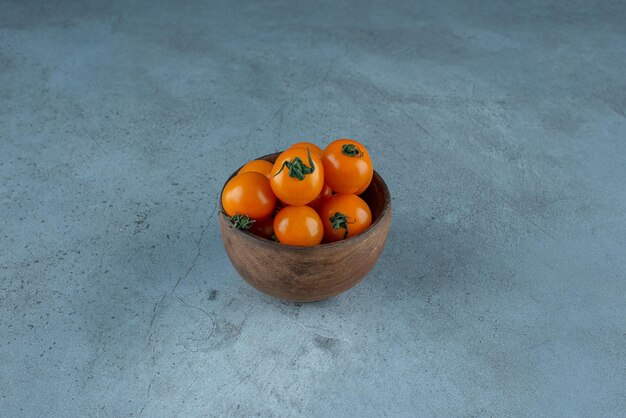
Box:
[1,0,625,416]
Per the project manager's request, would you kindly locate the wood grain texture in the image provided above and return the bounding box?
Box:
[218,152,392,302]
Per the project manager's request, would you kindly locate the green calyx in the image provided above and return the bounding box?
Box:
[329,211,355,239]
[274,147,315,181]
[341,143,363,158]
[226,212,255,230]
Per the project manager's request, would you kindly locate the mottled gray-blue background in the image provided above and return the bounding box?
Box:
[1,0,625,416]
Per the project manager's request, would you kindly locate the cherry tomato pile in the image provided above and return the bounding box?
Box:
[221,139,374,246]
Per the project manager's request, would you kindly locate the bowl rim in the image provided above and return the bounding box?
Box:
[219,151,392,251]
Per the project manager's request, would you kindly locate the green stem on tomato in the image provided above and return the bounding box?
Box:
[223,212,255,230]
[329,211,355,239]
[341,143,363,158]
[273,147,315,181]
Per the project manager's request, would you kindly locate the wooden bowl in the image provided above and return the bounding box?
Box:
[218,152,392,302]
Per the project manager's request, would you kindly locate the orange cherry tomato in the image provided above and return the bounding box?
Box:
[322,139,373,194]
[290,142,324,158]
[249,216,274,239]
[354,170,373,195]
[270,147,324,206]
[273,206,323,246]
[319,193,372,242]
[307,183,332,211]
[238,159,273,179]
[221,172,276,220]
